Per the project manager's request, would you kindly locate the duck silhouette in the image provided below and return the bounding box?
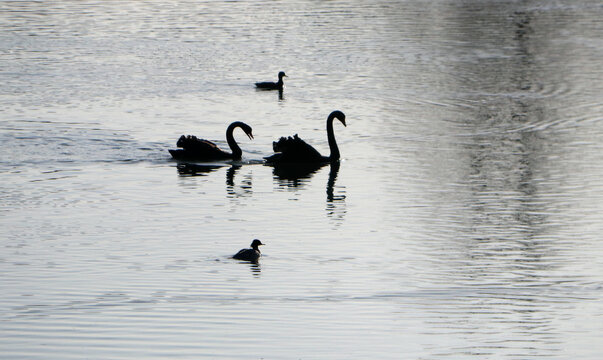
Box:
[233,239,264,262]
[255,71,287,90]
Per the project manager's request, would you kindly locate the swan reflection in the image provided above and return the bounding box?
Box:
[176,163,253,198]
[176,158,346,222]
[226,165,253,198]
[325,161,346,224]
[326,161,346,201]
[268,161,347,223]
[226,165,239,186]
[176,163,222,176]
[269,162,326,188]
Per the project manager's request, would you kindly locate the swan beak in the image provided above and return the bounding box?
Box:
[247,132,254,140]
[341,119,347,127]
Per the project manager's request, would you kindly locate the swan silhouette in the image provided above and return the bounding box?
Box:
[264,110,346,163]
[169,122,253,161]
[233,239,264,262]
[255,71,287,90]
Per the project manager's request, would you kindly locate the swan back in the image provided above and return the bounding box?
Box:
[265,134,324,163]
[176,135,218,151]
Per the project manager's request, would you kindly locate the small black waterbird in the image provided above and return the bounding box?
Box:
[255,71,287,90]
[233,239,264,262]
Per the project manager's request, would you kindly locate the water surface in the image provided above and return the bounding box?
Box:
[2,0,603,359]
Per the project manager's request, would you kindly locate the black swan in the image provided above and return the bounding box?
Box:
[169,122,253,161]
[255,71,287,90]
[264,110,346,163]
[233,239,264,262]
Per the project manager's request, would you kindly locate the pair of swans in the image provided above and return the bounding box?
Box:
[168,111,347,163]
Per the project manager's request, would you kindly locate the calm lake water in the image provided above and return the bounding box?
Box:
[2,0,603,358]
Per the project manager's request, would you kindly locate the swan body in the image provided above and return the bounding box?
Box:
[255,71,287,90]
[264,110,346,164]
[233,239,264,262]
[169,122,253,161]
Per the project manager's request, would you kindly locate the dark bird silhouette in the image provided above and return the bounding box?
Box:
[255,71,287,90]
[264,110,346,164]
[233,239,264,262]
[169,122,253,161]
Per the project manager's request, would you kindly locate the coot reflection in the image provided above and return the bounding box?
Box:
[169,122,254,161]
[264,111,346,164]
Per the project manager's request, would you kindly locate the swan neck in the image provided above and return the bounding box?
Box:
[327,115,340,161]
[226,123,242,159]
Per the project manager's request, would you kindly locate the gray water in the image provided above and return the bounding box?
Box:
[2,1,603,359]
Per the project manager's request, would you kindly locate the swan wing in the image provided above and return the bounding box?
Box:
[169,135,232,160]
[176,135,221,151]
[269,134,324,162]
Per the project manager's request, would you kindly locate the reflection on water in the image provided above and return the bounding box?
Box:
[177,159,347,225]
[325,162,347,225]
[226,165,253,199]
[268,160,348,223]
[255,87,285,102]
[176,163,254,199]
[269,162,326,187]
[249,261,262,277]
[176,163,221,177]
[325,161,343,202]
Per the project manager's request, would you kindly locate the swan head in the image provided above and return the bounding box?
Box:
[251,239,264,249]
[278,71,287,79]
[240,123,254,140]
[329,110,346,127]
